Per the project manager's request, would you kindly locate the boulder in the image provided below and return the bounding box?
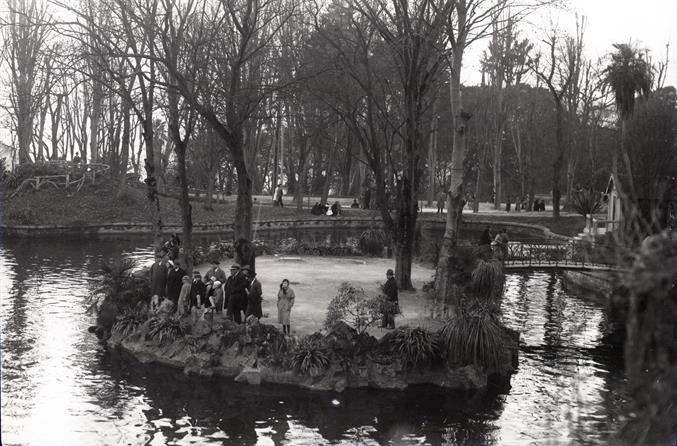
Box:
[234,367,262,385]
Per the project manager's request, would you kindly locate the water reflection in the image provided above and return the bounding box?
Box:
[0,238,626,445]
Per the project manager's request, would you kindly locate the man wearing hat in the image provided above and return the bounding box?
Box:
[205,260,227,284]
[165,260,187,308]
[150,253,168,313]
[244,266,263,319]
[381,269,399,329]
[189,271,207,320]
[224,263,249,323]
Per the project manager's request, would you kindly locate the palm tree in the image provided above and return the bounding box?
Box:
[604,43,653,200]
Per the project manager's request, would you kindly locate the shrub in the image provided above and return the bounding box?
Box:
[112,305,148,337]
[387,326,439,368]
[471,259,505,301]
[324,282,383,334]
[291,337,330,376]
[571,188,602,217]
[278,237,300,254]
[438,300,505,370]
[5,207,39,225]
[359,229,387,256]
[147,316,186,344]
[267,335,297,369]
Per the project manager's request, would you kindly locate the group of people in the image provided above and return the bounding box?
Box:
[310,201,342,216]
[150,258,263,323]
[478,226,509,261]
[148,256,299,334]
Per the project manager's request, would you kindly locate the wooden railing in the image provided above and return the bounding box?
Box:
[11,161,110,197]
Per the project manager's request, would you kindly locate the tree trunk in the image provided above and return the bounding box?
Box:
[117,101,132,195]
[552,101,564,220]
[427,113,437,206]
[435,34,468,312]
[90,82,103,164]
[321,125,339,204]
[50,94,63,160]
[233,154,253,240]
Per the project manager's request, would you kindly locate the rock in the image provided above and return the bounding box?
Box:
[369,359,407,390]
[192,319,213,337]
[234,367,262,385]
[333,378,347,392]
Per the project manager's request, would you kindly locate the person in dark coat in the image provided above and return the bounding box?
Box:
[244,267,263,319]
[205,261,227,284]
[189,271,207,320]
[381,269,399,329]
[478,226,493,260]
[165,260,187,306]
[150,254,168,312]
[330,201,342,216]
[224,264,249,324]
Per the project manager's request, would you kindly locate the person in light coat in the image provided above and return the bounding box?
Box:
[277,279,295,335]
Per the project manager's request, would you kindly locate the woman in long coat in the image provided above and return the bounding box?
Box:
[277,279,295,335]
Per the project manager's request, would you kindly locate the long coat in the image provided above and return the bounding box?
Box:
[150,261,168,297]
[225,272,249,313]
[189,279,207,308]
[166,267,187,304]
[246,278,263,318]
[277,288,295,325]
[177,279,191,315]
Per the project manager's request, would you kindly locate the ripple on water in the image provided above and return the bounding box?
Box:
[0,238,628,445]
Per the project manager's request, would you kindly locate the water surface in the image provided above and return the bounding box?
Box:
[0,237,626,445]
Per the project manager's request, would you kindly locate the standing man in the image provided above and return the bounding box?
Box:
[381,269,399,329]
[165,260,187,308]
[494,228,509,262]
[436,190,446,214]
[189,271,207,321]
[224,263,249,323]
[244,266,263,319]
[205,260,227,284]
[150,254,168,313]
[273,183,284,207]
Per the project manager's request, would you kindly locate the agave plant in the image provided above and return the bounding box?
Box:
[291,338,330,377]
[471,259,505,301]
[438,300,505,370]
[112,306,148,337]
[147,316,186,345]
[388,326,439,368]
[359,229,387,256]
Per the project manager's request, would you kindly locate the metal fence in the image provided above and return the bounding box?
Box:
[503,238,619,270]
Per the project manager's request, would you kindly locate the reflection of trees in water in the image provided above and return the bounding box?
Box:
[95,352,505,444]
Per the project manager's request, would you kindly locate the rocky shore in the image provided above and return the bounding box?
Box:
[108,315,520,392]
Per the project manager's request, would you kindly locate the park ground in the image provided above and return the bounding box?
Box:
[195,255,441,338]
[1,177,589,236]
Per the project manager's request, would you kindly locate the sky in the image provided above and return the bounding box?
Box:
[462,0,677,88]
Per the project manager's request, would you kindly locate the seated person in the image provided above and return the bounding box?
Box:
[350,198,359,208]
[331,201,342,216]
[311,202,324,215]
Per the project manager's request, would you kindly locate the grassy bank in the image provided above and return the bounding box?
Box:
[1,178,584,237]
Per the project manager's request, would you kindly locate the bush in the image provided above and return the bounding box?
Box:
[438,300,505,369]
[291,337,330,376]
[324,282,383,334]
[571,188,602,217]
[147,316,186,344]
[387,326,439,368]
[359,229,387,256]
[5,207,39,225]
[267,335,297,369]
[278,237,300,254]
[112,305,148,337]
[471,259,505,301]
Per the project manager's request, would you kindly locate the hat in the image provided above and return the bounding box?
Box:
[193,271,202,277]
[386,269,394,276]
[182,275,190,282]
[230,263,241,270]
[213,281,222,287]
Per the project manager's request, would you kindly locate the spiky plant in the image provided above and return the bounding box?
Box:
[438,300,505,370]
[291,338,330,377]
[359,229,387,256]
[571,188,603,217]
[147,316,186,345]
[471,259,505,301]
[388,326,439,368]
[112,306,148,337]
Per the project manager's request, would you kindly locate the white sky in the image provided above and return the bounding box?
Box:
[462,0,677,88]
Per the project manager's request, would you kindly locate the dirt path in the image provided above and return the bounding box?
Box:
[197,256,443,337]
